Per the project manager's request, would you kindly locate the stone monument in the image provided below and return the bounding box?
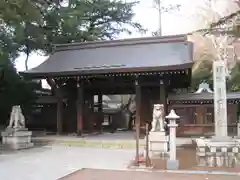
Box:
[148,104,168,157]
[195,36,240,168]
[1,105,33,150]
[212,60,228,140]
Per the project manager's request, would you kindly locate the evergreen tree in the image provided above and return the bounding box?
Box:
[0,0,144,124]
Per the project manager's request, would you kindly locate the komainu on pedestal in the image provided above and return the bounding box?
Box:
[1,105,34,150]
[151,104,165,132]
[148,104,169,158]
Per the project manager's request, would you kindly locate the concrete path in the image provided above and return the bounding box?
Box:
[0,145,134,180]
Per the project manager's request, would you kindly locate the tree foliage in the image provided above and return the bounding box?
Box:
[0,58,37,124]
[0,0,144,124]
[1,0,145,69]
[189,0,240,91]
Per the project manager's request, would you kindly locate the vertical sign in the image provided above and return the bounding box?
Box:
[213,61,228,138]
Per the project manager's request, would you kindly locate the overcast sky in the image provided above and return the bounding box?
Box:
[15,0,235,72]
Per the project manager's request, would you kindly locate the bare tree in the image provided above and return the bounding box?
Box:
[191,0,239,36]
[210,0,240,36]
[188,0,238,74]
[152,0,181,36]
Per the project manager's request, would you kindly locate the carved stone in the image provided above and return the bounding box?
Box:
[151,104,165,132]
[8,105,25,129]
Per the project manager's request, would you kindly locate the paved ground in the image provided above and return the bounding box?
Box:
[1,133,238,180]
[32,131,193,146]
[60,169,240,180]
[0,145,134,180]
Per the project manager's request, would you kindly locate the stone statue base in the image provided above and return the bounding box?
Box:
[1,128,33,150]
[148,131,169,158]
[237,123,240,137]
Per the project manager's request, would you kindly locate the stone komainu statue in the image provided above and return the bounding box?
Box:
[8,105,25,129]
[151,104,165,132]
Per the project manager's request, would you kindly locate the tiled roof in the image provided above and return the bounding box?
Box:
[21,35,193,77]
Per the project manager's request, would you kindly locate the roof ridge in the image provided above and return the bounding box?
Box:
[54,34,188,52]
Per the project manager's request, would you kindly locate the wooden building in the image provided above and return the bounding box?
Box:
[21,35,193,135]
[168,83,240,136]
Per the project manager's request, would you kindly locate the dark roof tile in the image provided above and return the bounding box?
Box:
[21,35,193,77]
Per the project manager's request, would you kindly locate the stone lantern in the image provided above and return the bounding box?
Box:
[165,109,179,170]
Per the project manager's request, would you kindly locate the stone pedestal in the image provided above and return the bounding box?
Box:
[195,137,240,167]
[1,128,33,150]
[237,123,240,137]
[148,131,168,157]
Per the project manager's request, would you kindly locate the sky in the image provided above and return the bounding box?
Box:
[15,0,235,73]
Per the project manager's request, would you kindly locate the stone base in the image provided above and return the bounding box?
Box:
[148,131,169,157]
[1,129,34,150]
[210,136,236,143]
[167,159,179,170]
[195,137,240,167]
[237,123,240,137]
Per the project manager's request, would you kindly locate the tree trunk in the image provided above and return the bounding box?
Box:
[25,53,29,71]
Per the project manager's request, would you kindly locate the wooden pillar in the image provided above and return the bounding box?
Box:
[46,78,63,134]
[196,106,204,124]
[76,83,84,136]
[97,93,103,132]
[88,92,94,132]
[160,80,167,114]
[98,93,103,113]
[56,100,63,134]
[140,87,147,125]
[160,80,168,133]
[135,79,141,164]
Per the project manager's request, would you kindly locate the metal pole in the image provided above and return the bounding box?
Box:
[145,123,151,167]
[135,123,140,165]
[157,0,162,36]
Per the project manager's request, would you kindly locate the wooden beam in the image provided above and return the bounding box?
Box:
[83,81,162,88]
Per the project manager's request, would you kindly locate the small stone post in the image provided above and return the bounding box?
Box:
[165,109,179,170]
